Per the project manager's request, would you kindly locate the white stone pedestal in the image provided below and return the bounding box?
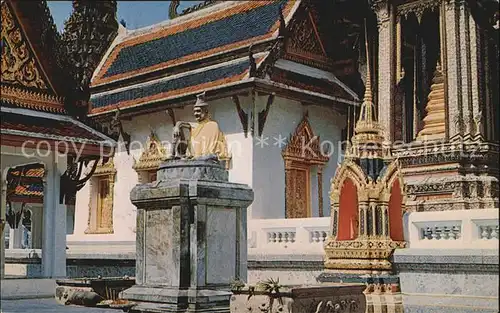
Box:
[121,159,253,313]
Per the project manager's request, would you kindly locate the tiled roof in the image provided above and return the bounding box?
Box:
[90,58,252,113]
[14,184,44,198]
[0,111,104,141]
[9,167,45,178]
[92,0,292,86]
[7,164,44,202]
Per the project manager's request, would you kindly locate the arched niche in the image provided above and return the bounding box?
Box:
[388,178,404,241]
[337,178,359,241]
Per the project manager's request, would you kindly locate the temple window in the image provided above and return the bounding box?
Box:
[394,2,445,142]
[282,116,329,218]
[133,131,166,184]
[85,159,116,234]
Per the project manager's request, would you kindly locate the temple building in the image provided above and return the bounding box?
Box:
[67,0,363,262]
[1,0,118,278]
[2,0,498,312]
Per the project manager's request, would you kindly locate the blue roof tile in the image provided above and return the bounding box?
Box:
[91,59,250,110]
[102,1,285,78]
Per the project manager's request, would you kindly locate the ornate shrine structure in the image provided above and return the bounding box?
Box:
[1,0,118,278]
[68,0,363,256]
[322,1,499,312]
[373,0,499,212]
[324,42,406,274]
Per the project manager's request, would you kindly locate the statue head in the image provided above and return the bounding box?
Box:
[193,92,209,122]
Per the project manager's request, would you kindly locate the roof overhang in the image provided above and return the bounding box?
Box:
[0,107,116,157]
[89,77,360,122]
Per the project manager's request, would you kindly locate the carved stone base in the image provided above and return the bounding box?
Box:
[393,139,499,212]
[157,159,228,181]
[323,239,406,273]
[404,174,499,211]
[230,284,366,313]
[317,273,403,313]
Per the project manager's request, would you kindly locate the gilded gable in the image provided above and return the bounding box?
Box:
[284,4,330,70]
[1,2,49,90]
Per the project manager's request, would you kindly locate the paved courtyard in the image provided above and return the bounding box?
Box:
[1,299,118,313]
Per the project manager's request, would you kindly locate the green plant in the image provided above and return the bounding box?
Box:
[258,277,284,307]
[230,278,245,292]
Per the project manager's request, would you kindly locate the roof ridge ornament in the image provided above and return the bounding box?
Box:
[169,0,220,19]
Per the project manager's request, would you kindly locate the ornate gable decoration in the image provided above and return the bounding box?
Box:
[133,131,167,172]
[93,157,116,176]
[282,116,329,164]
[1,3,48,90]
[285,4,330,69]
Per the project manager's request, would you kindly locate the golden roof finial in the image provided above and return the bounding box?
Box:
[350,19,386,159]
[355,19,380,134]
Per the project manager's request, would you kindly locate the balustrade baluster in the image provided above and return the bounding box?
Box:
[448,228,456,240]
[442,227,450,240]
[481,226,490,239]
[431,227,439,240]
[268,232,276,243]
[491,226,499,239]
[452,226,461,239]
[321,231,327,242]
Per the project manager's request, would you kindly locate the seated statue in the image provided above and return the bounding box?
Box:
[170,92,229,162]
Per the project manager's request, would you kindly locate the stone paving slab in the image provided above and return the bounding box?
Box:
[1,279,56,300]
[0,299,118,313]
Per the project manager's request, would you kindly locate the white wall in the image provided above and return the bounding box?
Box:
[70,102,254,243]
[72,108,188,243]
[251,96,346,219]
[70,95,346,244]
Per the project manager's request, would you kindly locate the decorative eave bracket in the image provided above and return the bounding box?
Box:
[258,93,275,137]
[60,155,105,205]
[111,107,131,155]
[232,95,249,138]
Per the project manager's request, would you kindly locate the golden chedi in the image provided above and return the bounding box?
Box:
[416,62,446,141]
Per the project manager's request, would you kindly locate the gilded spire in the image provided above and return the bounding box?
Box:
[354,21,380,135]
[350,20,385,159]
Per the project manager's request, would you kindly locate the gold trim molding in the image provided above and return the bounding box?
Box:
[0,85,65,113]
[85,158,115,234]
[283,115,329,218]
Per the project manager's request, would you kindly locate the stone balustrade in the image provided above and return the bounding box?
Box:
[248,217,330,254]
[407,209,499,249]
